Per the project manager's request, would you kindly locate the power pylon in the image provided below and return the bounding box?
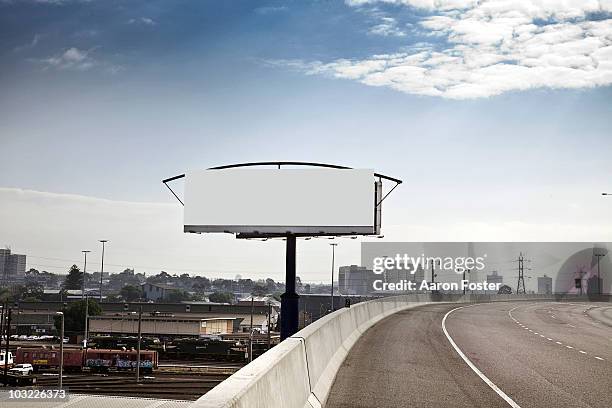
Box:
[514,252,531,294]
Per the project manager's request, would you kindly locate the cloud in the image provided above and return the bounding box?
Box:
[39,47,96,71]
[275,1,612,98]
[254,6,288,15]
[128,17,156,26]
[14,34,41,52]
[35,47,122,73]
[369,17,407,37]
[0,187,357,282]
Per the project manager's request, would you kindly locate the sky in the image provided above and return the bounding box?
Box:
[0,0,611,288]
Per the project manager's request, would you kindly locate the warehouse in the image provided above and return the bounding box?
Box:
[88,315,241,337]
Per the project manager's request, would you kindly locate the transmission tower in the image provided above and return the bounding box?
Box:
[514,252,531,294]
[517,253,526,294]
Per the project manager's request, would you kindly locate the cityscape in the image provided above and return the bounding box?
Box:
[2,1,612,407]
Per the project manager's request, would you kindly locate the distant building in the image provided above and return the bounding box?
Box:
[486,271,503,285]
[538,275,553,294]
[0,248,26,285]
[89,316,241,336]
[338,265,375,295]
[141,282,179,301]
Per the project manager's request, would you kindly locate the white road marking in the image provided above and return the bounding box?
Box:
[579,351,587,354]
[556,341,563,345]
[595,356,604,361]
[547,338,553,341]
[539,335,545,338]
[566,346,573,349]
[443,306,522,408]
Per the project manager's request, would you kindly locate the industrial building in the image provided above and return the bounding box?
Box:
[538,275,553,294]
[11,301,278,337]
[89,315,241,336]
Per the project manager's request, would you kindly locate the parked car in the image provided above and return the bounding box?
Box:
[10,363,33,376]
[18,335,28,341]
[26,335,40,341]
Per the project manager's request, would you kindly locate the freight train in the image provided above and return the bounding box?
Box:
[89,335,248,362]
[15,348,158,373]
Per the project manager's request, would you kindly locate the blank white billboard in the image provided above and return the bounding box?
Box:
[184,168,376,235]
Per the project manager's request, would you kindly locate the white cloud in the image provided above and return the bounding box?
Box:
[369,16,407,36]
[35,47,122,73]
[278,1,612,98]
[40,47,96,71]
[128,17,156,26]
[254,6,288,15]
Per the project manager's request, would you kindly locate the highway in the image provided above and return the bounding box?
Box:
[326,302,612,408]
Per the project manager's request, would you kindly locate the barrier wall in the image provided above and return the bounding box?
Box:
[193,294,583,408]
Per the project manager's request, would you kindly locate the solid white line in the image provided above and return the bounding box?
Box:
[443,305,522,408]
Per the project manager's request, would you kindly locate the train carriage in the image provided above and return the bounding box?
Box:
[15,348,84,372]
[85,349,158,373]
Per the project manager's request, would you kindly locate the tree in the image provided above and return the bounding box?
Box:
[208,292,233,304]
[54,299,102,337]
[498,285,512,294]
[120,284,142,301]
[164,289,192,303]
[251,283,267,296]
[24,282,44,301]
[63,265,83,290]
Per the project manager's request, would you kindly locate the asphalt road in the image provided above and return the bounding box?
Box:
[326,301,612,408]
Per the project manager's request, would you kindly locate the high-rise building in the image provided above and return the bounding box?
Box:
[0,249,27,284]
[538,275,553,294]
[0,249,9,282]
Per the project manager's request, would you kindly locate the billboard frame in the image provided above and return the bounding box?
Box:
[162,162,402,340]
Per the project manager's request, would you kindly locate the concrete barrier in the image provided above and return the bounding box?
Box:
[194,293,584,408]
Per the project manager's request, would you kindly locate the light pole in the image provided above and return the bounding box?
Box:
[99,240,108,302]
[84,296,89,349]
[136,306,142,383]
[330,243,338,312]
[81,250,90,300]
[462,269,471,295]
[56,311,64,390]
[595,252,605,296]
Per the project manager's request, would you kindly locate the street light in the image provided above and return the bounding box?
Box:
[81,250,90,300]
[56,312,64,390]
[330,243,338,312]
[99,240,108,302]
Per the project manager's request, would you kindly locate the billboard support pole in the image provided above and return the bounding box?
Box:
[280,235,299,340]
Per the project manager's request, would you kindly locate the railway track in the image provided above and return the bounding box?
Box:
[31,372,231,400]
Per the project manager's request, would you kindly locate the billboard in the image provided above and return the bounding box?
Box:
[183,168,377,235]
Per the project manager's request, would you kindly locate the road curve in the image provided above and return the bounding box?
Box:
[326,302,612,408]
